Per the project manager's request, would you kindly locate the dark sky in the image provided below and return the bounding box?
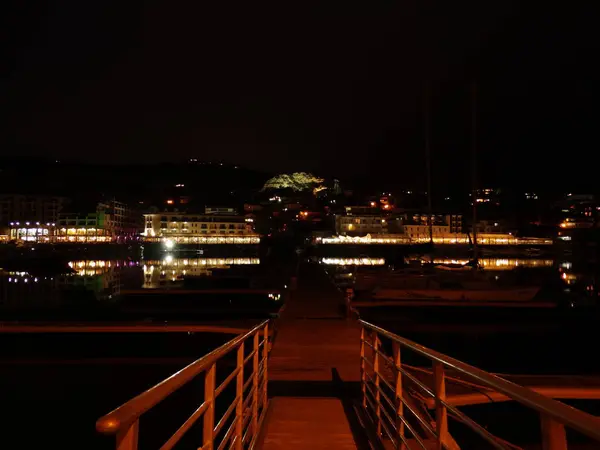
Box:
[3,2,598,190]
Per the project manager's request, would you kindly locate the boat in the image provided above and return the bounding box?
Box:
[370,285,540,302]
[354,270,540,302]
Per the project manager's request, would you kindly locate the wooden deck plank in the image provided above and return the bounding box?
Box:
[260,398,357,449]
[259,263,362,448]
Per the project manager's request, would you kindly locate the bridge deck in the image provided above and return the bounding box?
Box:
[259,263,362,449]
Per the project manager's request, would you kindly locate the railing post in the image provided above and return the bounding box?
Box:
[360,327,366,408]
[540,415,567,450]
[235,342,245,450]
[373,331,382,436]
[262,323,269,410]
[203,362,216,450]
[116,419,139,450]
[393,342,405,450]
[252,331,260,440]
[433,362,447,450]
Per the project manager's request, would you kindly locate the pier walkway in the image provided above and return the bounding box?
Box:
[94,264,600,450]
[261,263,362,449]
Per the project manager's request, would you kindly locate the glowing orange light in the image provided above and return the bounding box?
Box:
[166,200,174,204]
[370,202,376,207]
[383,204,390,210]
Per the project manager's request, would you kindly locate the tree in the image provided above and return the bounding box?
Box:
[261,172,324,192]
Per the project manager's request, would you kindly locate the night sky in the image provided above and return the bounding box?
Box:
[3,2,598,190]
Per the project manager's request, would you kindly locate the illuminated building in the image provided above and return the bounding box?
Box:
[55,211,112,243]
[55,200,141,243]
[0,194,67,231]
[142,212,259,243]
[402,214,462,240]
[315,233,552,246]
[9,222,55,242]
[336,215,389,235]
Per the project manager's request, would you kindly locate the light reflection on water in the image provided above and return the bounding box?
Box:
[322,255,598,305]
[0,257,262,308]
[424,258,554,270]
[142,256,260,288]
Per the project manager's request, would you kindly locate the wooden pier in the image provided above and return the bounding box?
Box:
[93,263,600,450]
[260,263,363,449]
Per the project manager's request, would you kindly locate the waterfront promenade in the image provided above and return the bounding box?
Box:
[260,263,363,449]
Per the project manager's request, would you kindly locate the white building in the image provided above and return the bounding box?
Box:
[143,212,259,243]
[336,215,389,235]
[402,214,463,240]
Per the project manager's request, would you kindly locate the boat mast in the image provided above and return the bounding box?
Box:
[425,85,433,244]
[471,82,479,263]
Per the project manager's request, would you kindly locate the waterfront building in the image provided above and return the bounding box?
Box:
[0,194,67,233]
[336,215,389,235]
[335,205,397,235]
[55,200,142,243]
[9,222,55,243]
[402,213,462,240]
[142,211,259,243]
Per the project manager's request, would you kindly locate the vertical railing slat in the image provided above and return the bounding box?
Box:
[251,331,260,440]
[393,342,405,450]
[373,331,382,436]
[541,414,567,450]
[235,342,245,450]
[360,327,366,408]
[262,323,269,410]
[433,362,447,450]
[203,363,216,450]
[116,419,139,450]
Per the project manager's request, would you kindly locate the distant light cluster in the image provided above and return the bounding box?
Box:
[261,172,324,192]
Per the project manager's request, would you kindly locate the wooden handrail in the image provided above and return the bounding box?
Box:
[96,320,268,435]
[360,320,600,444]
[0,324,249,334]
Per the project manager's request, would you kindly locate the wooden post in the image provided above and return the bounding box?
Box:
[433,362,447,450]
[393,342,405,450]
[235,342,245,450]
[373,331,382,436]
[541,415,567,450]
[360,327,366,408]
[252,331,260,439]
[203,363,216,450]
[116,419,139,450]
[262,323,269,410]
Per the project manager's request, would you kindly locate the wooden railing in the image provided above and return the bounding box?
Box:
[96,320,269,450]
[360,320,600,449]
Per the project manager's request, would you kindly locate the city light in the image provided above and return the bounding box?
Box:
[316,234,552,246]
[321,258,385,266]
[163,239,175,249]
[146,236,260,244]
